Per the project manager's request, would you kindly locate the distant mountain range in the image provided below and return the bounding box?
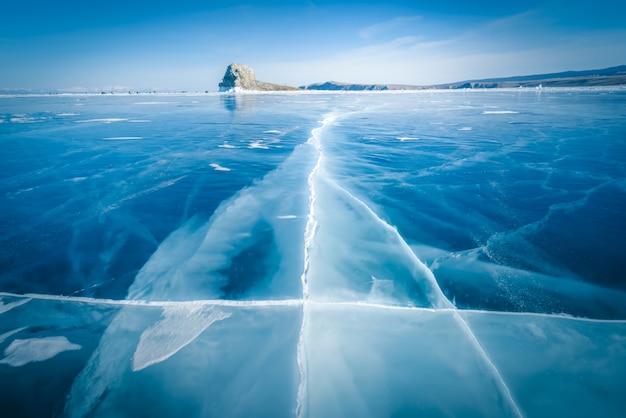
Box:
[302,65,626,91]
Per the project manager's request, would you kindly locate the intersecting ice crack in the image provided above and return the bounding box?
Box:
[3,91,626,418]
[72,115,518,416]
[294,114,523,418]
[5,291,625,320]
[0,114,533,417]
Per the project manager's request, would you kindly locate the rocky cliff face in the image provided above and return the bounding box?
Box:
[219,63,299,91]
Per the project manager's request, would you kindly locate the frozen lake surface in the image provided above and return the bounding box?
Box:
[1,89,626,417]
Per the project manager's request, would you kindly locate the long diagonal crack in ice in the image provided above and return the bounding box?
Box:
[325,177,454,309]
[295,115,330,418]
[323,183,524,416]
[452,310,524,417]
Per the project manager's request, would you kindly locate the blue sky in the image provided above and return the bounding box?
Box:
[1,0,625,91]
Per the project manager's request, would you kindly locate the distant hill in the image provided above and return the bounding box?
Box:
[300,81,417,91]
[437,65,626,89]
[302,65,626,91]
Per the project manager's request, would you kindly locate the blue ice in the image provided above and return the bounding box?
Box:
[1,90,626,417]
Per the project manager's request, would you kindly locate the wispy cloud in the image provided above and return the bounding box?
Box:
[358,16,422,39]
[263,8,626,87]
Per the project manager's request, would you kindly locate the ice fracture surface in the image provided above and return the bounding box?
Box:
[1,90,626,417]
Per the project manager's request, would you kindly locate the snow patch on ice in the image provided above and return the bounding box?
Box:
[482,110,518,114]
[10,116,45,123]
[0,336,81,367]
[0,297,32,314]
[249,140,269,149]
[210,163,231,172]
[76,118,128,123]
[132,305,231,371]
[133,102,176,105]
[0,327,27,344]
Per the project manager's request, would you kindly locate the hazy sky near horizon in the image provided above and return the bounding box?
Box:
[2,0,625,91]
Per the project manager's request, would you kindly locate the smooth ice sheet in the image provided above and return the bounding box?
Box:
[462,311,626,418]
[0,296,120,418]
[300,303,521,418]
[2,90,626,417]
[64,304,302,418]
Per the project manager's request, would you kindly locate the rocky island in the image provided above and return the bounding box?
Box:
[219,63,300,92]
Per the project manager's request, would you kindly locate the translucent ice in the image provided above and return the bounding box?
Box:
[1,90,626,418]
